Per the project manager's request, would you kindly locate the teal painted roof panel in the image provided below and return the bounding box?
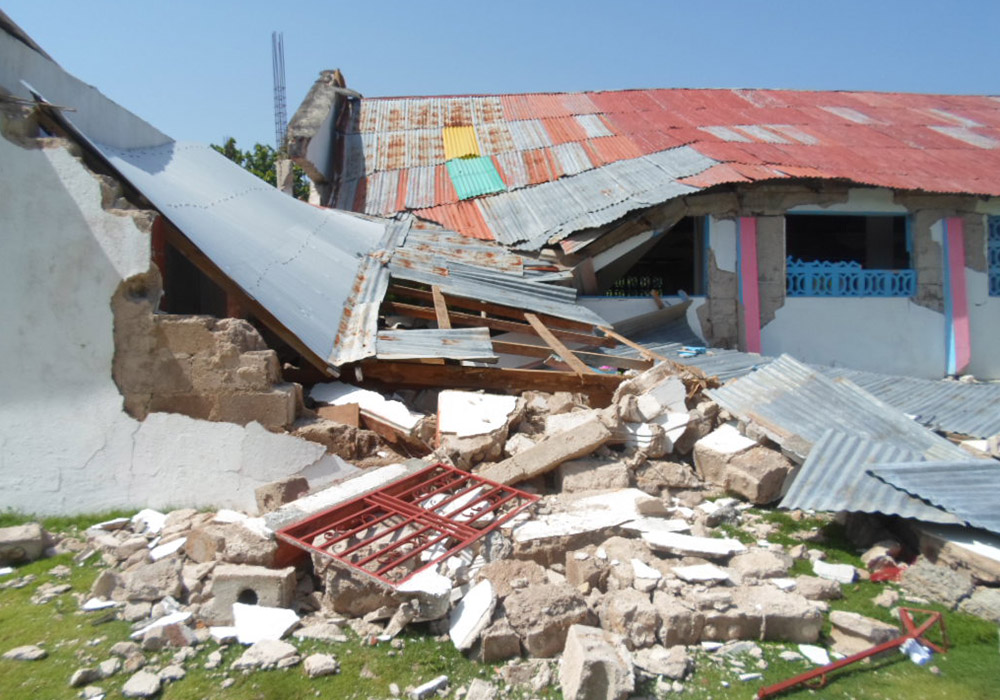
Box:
[446,157,506,200]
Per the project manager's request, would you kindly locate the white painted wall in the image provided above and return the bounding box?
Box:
[760,298,946,377]
[966,270,1000,378]
[708,216,737,272]
[0,126,355,516]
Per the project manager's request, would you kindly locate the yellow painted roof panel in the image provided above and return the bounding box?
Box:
[443,125,480,160]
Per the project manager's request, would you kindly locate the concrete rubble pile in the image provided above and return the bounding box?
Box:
[4,359,999,700]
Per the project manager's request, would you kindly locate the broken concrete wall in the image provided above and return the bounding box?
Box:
[286,69,346,206]
[0,95,352,515]
[113,285,302,431]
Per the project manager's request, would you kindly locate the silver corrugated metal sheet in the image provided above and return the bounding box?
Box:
[870,462,1000,535]
[90,140,388,367]
[494,151,530,189]
[822,368,1000,439]
[551,142,594,176]
[779,430,961,523]
[398,228,523,274]
[575,113,613,138]
[707,355,972,463]
[508,119,553,151]
[375,328,497,361]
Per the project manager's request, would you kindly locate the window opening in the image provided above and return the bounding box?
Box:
[605,217,705,296]
[989,216,1000,297]
[785,214,915,297]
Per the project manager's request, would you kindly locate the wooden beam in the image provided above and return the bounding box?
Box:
[382,301,617,348]
[358,360,622,408]
[524,313,593,376]
[161,220,335,377]
[388,284,595,332]
[598,326,669,363]
[430,285,451,329]
[490,340,653,372]
[650,290,665,309]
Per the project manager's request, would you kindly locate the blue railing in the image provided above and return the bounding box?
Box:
[786,258,916,297]
[989,216,1000,297]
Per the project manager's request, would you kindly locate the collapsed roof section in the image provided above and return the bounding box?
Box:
[3,25,616,376]
[291,81,1000,250]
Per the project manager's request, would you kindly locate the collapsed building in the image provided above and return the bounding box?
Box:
[3,11,1000,699]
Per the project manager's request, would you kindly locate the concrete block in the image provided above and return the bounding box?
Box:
[829,611,900,655]
[505,583,596,657]
[478,413,613,485]
[479,619,521,662]
[557,458,629,493]
[255,477,310,514]
[202,564,296,625]
[599,589,659,650]
[652,592,704,646]
[0,523,47,564]
[559,625,634,700]
[693,423,755,482]
[211,385,298,430]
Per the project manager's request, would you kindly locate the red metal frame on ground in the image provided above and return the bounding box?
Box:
[757,607,950,698]
[275,463,539,587]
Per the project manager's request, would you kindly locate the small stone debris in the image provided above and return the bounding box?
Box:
[3,644,47,661]
[232,639,301,671]
[409,674,449,700]
[812,560,857,584]
[121,670,162,698]
[559,625,633,700]
[70,668,101,687]
[303,653,340,678]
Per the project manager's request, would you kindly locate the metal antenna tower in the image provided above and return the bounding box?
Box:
[271,31,288,152]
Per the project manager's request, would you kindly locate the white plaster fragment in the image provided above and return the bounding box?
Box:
[771,578,797,591]
[232,602,300,645]
[798,644,831,666]
[511,489,667,543]
[621,518,691,536]
[672,563,732,583]
[131,509,167,535]
[448,580,496,651]
[437,391,517,437]
[81,597,119,611]
[149,538,186,561]
[398,568,453,598]
[88,517,131,532]
[310,383,422,431]
[812,560,857,584]
[631,558,662,581]
[696,423,756,455]
[0,567,14,577]
[208,626,239,643]
[701,641,723,651]
[130,611,192,639]
[642,532,746,558]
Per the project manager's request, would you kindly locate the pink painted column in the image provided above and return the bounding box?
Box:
[739,217,762,353]
[945,217,971,375]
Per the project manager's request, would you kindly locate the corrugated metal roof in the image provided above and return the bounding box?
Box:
[375,328,497,361]
[446,157,506,200]
[870,462,1000,534]
[333,87,1000,246]
[442,126,480,160]
[707,354,972,463]
[779,430,961,524]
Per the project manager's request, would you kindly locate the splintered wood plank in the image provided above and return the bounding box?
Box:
[388,284,596,332]
[431,286,452,329]
[598,326,669,362]
[358,360,622,407]
[382,301,617,348]
[524,313,593,376]
[490,340,653,372]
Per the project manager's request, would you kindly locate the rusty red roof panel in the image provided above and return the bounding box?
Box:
[586,135,643,166]
[678,163,751,188]
[415,200,494,240]
[541,116,589,145]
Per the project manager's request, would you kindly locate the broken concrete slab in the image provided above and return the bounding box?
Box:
[505,583,596,657]
[794,575,843,601]
[728,549,793,579]
[901,559,975,609]
[812,560,857,584]
[693,425,793,504]
[557,458,630,493]
[0,523,47,564]
[641,532,746,559]
[232,639,300,670]
[672,564,733,584]
[185,521,277,567]
[449,580,496,651]
[559,625,634,700]
[397,568,453,622]
[632,645,692,680]
[293,621,348,643]
[202,564,296,625]
[311,383,423,433]
[255,477,310,515]
[633,460,700,496]
[829,611,900,655]
[652,593,704,646]
[477,559,548,599]
[614,422,671,458]
[123,557,183,602]
[478,412,616,485]
[479,618,521,662]
[231,602,300,644]
[438,391,519,438]
[130,611,192,640]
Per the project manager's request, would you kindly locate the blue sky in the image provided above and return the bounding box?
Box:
[5,1,999,148]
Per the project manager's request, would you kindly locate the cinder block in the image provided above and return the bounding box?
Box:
[211,385,298,430]
[203,564,296,625]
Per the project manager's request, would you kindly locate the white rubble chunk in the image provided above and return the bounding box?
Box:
[122,670,161,698]
[559,625,634,700]
[208,627,239,643]
[232,602,300,644]
[130,509,166,535]
[311,383,423,431]
[622,517,691,536]
[81,598,118,611]
[696,423,756,455]
[672,563,732,583]
[631,559,662,581]
[545,410,600,435]
[635,394,664,422]
[771,578,797,591]
[648,376,687,414]
[700,641,723,651]
[652,412,690,443]
[512,489,667,543]
[798,644,831,665]
[149,537,186,561]
[232,639,300,670]
[618,422,671,456]
[130,611,192,639]
[409,675,449,700]
[812,560,857,584]
[398,568,453,598]
[642,532,746,558]
[87,517,131,532]
[449,580,496,651]
[212,509,248,524]
[0,566,13,576]
[438,391,517,437]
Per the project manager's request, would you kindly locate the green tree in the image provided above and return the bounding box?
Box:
[211,137,310,200]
